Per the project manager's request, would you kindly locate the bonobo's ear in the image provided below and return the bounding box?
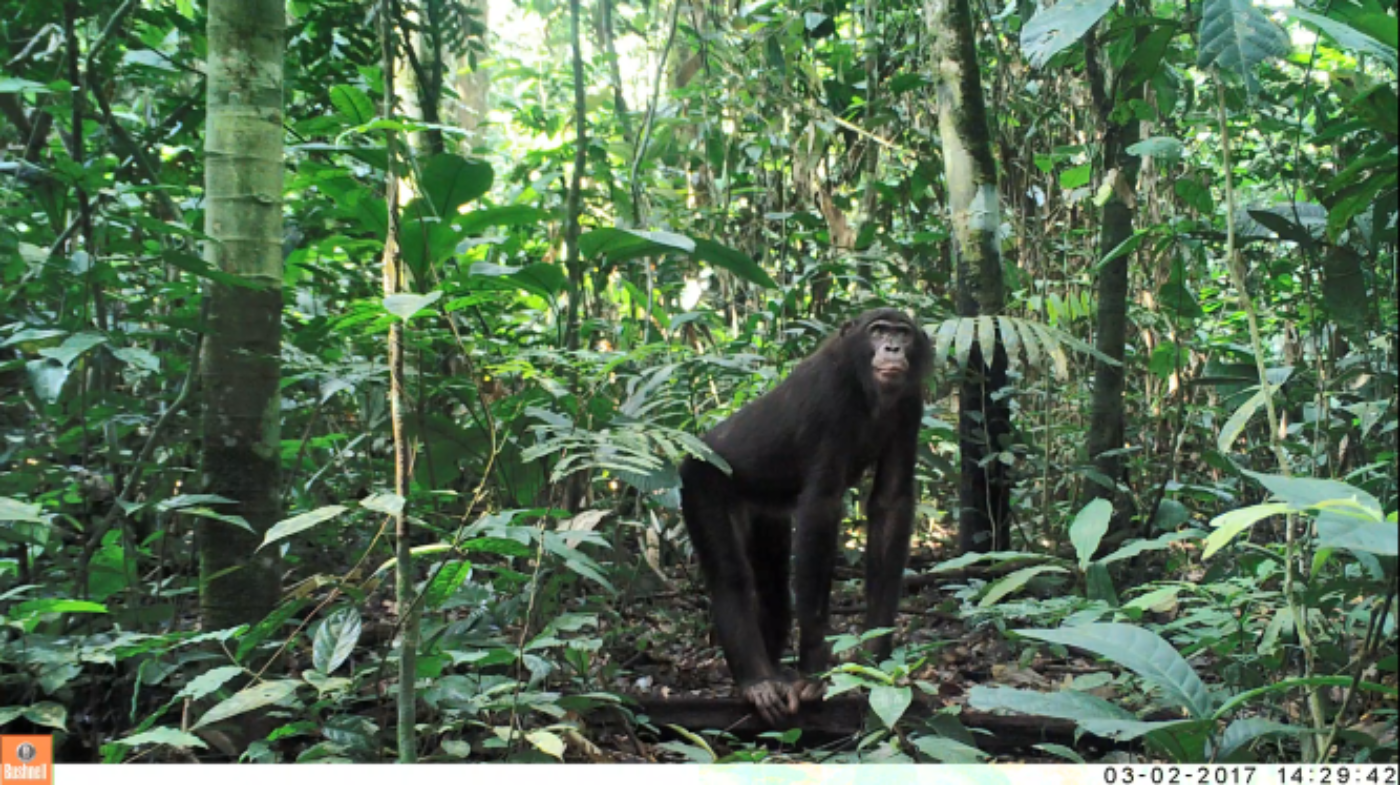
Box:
[839,319,856,336]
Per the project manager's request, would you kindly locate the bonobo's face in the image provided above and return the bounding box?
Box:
[867,317,916,388]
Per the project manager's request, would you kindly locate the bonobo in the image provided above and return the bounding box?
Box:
[679,308,931,724]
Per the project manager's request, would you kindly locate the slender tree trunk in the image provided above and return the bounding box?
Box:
[1083,26,1144,529]
[563,0,588,353]
[598,0,633,144]
[199,0,285,629]
[379,0,419,763]
[927,0,1012,553]
[454,0,490,151]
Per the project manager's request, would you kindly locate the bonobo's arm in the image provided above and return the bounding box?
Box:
[863,399,921,661]
[792,452,847,680]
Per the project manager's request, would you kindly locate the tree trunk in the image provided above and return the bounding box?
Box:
[199,0,285,630]
[1083,26,1144,533]
[927,0,1012,553]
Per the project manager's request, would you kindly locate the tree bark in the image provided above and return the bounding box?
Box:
[927,0,1012,553]
[199,0,285,629]
[1083,25,1144,531]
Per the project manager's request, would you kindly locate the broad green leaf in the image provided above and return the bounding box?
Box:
[0,497,44,523]
[1071,499,1112,570]
[312,607,362,674]
[328,85,375,124]
[968,684,1136,722]
[1060,163,1092,189]
[456,205,550,235]
[692,238,778,289]
[1099,530,1203,566]
[115,727,208,750]
[1203,503,1290,559]
[1217,718,1312,760]
[259,506,349,550]
[869,684,912,729]
[1016,623,1213,717]
[383,290,443,322]
[360,493,405,516]
[1286,8,1397,70]
[423,561,472,608]
[1198,0,1290,91]
[0,77,51,94]
[911,735,987,762]
[192,680,300,730]
[1316,513,1398,556]
[157,494,237,511]
[980,565,1069,607]
[1217,385,1269,453]
[1127,136,1184,161]
[177,666,244,701]
[1020,0,1117,69]
[22,702,67,731]
[16,598,107,616]
[1243,470,1384,517]
[1124,585,1181,613]
[1079,717,1211,741]
[420,154,493,215]
[26,359,71,404]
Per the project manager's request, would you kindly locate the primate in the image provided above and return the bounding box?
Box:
[679,308,932,724]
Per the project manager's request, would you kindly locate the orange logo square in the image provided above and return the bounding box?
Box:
[0,736,52,785]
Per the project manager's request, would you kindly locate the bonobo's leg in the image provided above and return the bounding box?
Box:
[749,513,792,670]
[680,461,796,723]
[793,490,845,701]
[864,425,918,661]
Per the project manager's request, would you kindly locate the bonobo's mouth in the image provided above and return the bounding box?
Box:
[874,367,905,382]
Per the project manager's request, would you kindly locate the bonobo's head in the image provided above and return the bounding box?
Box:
[842,309,931,395]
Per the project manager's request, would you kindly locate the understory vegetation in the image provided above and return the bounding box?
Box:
[0,0,1395,765]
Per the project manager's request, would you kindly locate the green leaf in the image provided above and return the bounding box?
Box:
[1243,470,1384,517]
[38,332,107,367]
[525,729,566,760]
[869,685,912,729]
[312,607,362,674]
[911,735,987,762]
[0,497,44,523]
[328,85,375,124]
[259,506,349,550]
[1198,0,1290,91]
[383,290,443,322]
[0,77,51,94]
[1285,8,1397,70]
[164,250,270,290]
[22,702,67,731]
[980,565,1069,607]
[423,561,472,608]
[1203,503,1290,559]
[692,238,778,289]
[192,680,300,730]
[360,493,405,516]
[456,205,550,235]
[177,666,244,701]
[1316,514,1398,557]
[15,598,108,616]
[115,727,208,750]
[1217,385,1269,453]
[1217,718,1312,760]
[1060,163,1092,189]
[1020,0,1118,69]
[1079,717,1211,741]
[1071,499,1112,570]
[968,684,1136,721]
[1016,623,1213,717]
[1127,136,1184,161]
[419,154,493,216]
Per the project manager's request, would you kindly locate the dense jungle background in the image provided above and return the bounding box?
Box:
[0,0,1396,766]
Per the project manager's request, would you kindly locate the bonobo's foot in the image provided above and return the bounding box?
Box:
[740,677,800,725]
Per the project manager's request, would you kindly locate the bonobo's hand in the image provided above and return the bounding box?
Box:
[741,677,801,725]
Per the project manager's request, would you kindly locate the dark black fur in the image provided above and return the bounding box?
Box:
[679,308,932,723]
